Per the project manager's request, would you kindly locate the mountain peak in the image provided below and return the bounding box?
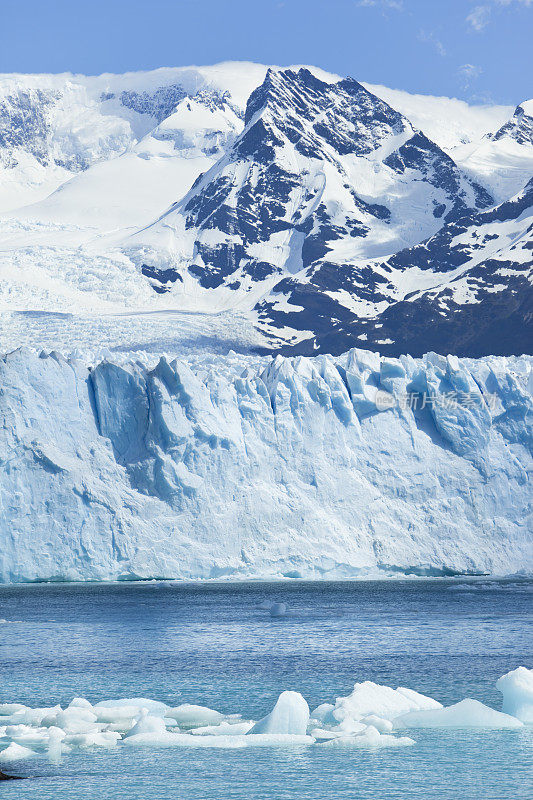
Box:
[492,99,533,146]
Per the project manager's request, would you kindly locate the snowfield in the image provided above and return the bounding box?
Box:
[0,345,531,583]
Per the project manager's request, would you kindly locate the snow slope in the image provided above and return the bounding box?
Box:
[0,346,531,583]
[454,101,533,203]
[0,63,508,215]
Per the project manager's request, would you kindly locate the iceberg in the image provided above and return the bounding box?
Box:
[321,726,415,749]
[0,743,37,763]
[0,347,531,583]
[394,698,524,729]
[496,667,533,723]
[332,681,443,724]
[247,692,310,736]
[164,704,223,728]
[123,711,168,738]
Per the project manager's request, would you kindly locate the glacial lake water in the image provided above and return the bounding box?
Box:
[0,578,531,799]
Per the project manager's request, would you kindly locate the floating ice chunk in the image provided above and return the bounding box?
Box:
[321,726,415,749]
[7,705,62,726]
[93,707,138,725]
[124,710,168,738]
[333,681,442,724]
[394,698,524,729]
[6,724,53,748]
[310,703,335,724]
[335,719,368,735]
[0,704,25,716]
[0,742,37,762]
[164,704,223,728]
[248,691,309,735]
[124,731,245,749]
[308,727,342,741]
[95,698,169,716]
[68,697,94,710]
[64,731,121,749]
[361,715,394,733]
[243,734,314,746]
[496,667,533,723]
[47,726,65,763]
[51,707,98,734]
[270,603,287,618]
[190,721,253,736]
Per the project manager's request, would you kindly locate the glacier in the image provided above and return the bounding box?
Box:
[0,345,531,583]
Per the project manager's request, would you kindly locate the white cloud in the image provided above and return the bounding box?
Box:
[418,29,447,57]
[357,0,404,9]
[467,0,532,32]
[458,64,484,89]
[467,5,491,30]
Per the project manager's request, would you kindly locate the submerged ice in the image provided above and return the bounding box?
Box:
[0,669,529,764]
[0,346,531,583]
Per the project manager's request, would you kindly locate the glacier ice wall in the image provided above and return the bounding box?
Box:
[0,347,531,583]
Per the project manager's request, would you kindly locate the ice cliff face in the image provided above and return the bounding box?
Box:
[1,347,531,583]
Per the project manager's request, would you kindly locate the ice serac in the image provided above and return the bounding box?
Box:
[0,346,531,583]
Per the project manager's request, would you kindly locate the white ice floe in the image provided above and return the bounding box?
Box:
[123,710,168,738]
[0,742,38,762]
[190,721,254,736]
[394,699,524,729]
[64,731,121,749]
[496,667,533,723]
[95,698,169,716]
[123,731,245,749]
[248,692,309,736]
[321,726,415,749]
[332,681,442,725]
[0,668,529,765]
[360,715,394,733]
[164,704,223,728]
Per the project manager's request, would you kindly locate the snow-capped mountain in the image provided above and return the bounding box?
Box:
[0,62,531,359]
[454,99,533,204]
[260,177,533,356]
[129,68,492,303]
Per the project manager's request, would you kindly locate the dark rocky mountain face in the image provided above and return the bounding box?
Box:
[136,67,512,358]
[262,179,533,357]
[492,101,533,147]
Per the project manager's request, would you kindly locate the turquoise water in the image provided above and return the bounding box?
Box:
[0,579,532,799]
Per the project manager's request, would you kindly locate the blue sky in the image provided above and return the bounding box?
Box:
[1,0,531,104]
